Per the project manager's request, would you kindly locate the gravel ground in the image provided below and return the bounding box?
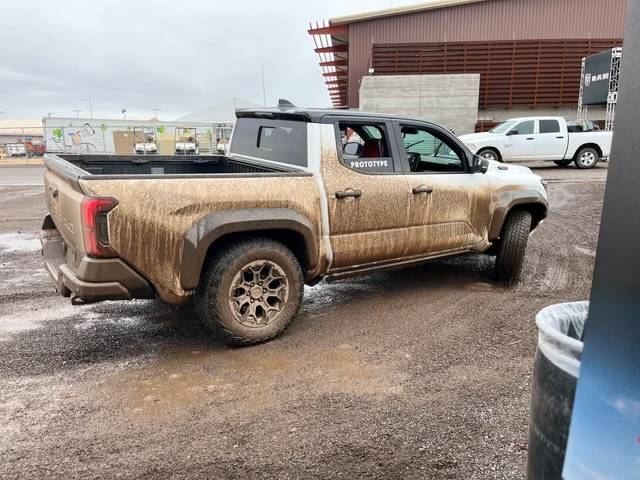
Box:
[0,162,606,479]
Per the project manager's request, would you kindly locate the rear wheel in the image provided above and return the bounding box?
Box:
[195,238,304,346]
[495,210,533,286]
[553,159,572,167]
[478,148,500,163]
[574,147,600,169]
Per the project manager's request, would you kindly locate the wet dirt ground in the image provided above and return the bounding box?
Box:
[0,163,606,479]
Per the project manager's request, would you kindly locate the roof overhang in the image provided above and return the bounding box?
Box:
[329,0,488,25]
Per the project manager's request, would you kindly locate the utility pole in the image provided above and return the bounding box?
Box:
[73,109,81,118]
[152,108,160,119]
[47,112,53,118]
[0,111,4,120]
[88,98,94,119]
[261,64,267,106]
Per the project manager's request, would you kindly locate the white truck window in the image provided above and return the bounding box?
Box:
[539,120,560,134]
[510,120,534,135]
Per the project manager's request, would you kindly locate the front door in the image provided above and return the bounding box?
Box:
[320,119,411,270]
[502,119,536,161]
[395,122,491,257]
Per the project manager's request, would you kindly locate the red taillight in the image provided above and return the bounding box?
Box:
[81,197,118,257]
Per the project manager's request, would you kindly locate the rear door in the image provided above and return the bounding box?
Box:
[394,121,491,256]
[534,119,567,160]
[320,117,412,269]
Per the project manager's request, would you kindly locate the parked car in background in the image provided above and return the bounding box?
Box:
[175,137,198,155]
[41,105,548,345]
[4,143,27,157]
[30,141,46,156]
[459,116,612,168]
[134,141,158,155]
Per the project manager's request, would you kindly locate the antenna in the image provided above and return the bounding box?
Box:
[261,64,267,106]
[278,99,296,109]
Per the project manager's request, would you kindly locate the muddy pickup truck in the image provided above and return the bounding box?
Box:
[41,104,548,345]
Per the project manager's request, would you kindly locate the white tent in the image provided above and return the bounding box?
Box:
[177,97,262,122]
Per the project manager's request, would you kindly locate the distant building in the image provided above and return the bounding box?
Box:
[0,119,43,144]
[309,0,626,131]
[42,117,232,155]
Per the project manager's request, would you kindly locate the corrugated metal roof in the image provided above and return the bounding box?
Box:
[0,119,43,136]
[329,0,488,25]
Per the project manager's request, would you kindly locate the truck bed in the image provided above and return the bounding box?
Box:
[51,154,294,177]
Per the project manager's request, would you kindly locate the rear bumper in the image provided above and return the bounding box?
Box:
[41,215,154,303]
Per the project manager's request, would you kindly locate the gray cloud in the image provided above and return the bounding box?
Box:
[0,0,416,120]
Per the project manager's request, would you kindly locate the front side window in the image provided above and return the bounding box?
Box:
[490,120,517,134]
[400,126,464,173]
[338,122,394,173]
[539,119,560,134]
[510,120,534,135]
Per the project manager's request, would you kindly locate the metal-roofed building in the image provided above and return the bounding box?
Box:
[309,0,626,130]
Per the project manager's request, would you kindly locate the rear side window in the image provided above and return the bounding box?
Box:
[539,120,560,134]
[337,122,394,173]
[231,118,307,167]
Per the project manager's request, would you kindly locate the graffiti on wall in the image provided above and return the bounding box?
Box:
[47,123,106,153]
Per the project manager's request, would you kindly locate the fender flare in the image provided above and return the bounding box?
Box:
[488,192,548,240]
[179,208,318,290]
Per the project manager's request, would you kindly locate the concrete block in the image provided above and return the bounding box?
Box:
[359,74,480,134]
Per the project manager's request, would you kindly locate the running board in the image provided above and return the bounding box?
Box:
[325,249,472,282]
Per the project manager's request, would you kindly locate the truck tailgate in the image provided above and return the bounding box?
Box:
[44,168,87,263]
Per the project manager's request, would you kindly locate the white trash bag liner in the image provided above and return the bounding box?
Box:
[535,301,588,379]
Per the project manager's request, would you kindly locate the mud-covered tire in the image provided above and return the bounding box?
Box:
[553,159,572,167]
[495,210,533,286]
[478,148,501,163]
[195,238,304,346]
[574,146,600,169]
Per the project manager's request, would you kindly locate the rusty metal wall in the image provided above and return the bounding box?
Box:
[347,0,627,107]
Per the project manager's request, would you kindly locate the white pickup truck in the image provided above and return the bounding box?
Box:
[459,117,612,169]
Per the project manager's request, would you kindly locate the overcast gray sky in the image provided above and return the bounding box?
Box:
[0,0,421,120]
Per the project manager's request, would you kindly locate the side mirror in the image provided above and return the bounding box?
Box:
[506,129,518,136]
[472,155,490,174]
[343,141,362,156]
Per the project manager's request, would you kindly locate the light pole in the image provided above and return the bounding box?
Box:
[121,108,127,120]
[47,112,53,118]
[73,109,81,118]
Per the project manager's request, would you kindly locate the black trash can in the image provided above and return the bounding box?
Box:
[527,301,588,480]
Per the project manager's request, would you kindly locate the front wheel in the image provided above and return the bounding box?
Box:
[477,148,501,163]
[495,210,533,286]
[574,147,600,169]
[195,238,304,346]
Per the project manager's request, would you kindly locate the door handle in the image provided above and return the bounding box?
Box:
[335,189,362,199]
[556,136,565,139]
[412,185,433,195]
[48,184,58,199]
[526,137,535,140]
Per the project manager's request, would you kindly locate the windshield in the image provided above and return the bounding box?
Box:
[490,120,517,134]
